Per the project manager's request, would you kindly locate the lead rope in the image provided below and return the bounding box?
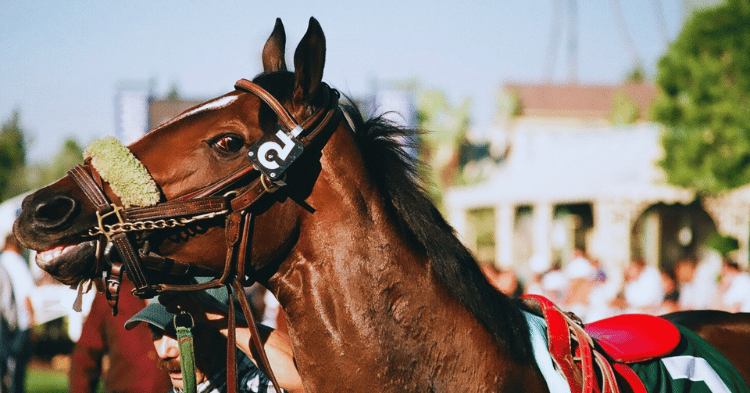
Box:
[175,311,198,393]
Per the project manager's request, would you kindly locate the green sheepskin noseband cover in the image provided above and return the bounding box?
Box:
[83,136,160,207]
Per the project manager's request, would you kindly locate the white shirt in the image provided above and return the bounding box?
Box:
[721,273,750,312]
[0,250,35,329]
[679,278,716,310]
[564,257,595,280]
[623,266,663,309]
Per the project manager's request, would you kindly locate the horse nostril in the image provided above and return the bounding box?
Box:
[34,195,79,229]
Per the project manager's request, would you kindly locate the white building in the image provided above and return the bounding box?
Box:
[445,82,750,281]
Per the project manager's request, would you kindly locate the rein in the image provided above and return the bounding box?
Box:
[68,78,342,393]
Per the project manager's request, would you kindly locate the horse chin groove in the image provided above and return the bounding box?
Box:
[36,240,97,286]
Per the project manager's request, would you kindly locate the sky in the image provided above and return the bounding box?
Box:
[1,0,684,163]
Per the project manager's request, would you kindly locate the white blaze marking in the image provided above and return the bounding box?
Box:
[156,95,239,129]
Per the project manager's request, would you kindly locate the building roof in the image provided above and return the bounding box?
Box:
[504,82,658,121]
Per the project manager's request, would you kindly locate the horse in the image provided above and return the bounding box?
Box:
[13,17,750,392]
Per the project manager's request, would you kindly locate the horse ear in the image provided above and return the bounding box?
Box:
[262,18,287,73]
[293,17,326,103]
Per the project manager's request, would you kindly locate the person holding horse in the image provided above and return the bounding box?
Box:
[125,291,303,393]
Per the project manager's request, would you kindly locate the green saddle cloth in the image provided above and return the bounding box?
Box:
[630,323,750,393]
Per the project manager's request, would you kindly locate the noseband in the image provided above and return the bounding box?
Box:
[67,78,341,304]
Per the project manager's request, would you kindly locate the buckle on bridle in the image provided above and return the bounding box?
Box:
[260,173,286,193]
[95,204,126,242]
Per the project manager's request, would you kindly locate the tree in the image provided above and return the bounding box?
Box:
[653,0,750,194]
[416,87,472,205]
[0,110,28,200]
[24,138,84,192]
[166,83,181,100]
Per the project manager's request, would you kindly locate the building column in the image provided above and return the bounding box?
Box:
[591,199,649,272]
[495,204,515,269]
[533,202,553,267]
[448,205,469,246]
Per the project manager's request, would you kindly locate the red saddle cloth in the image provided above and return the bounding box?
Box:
[585,314,681,363]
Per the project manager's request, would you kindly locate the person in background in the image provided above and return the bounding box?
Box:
[563,248,597,282]
[496,269,525,299]
[0,261,14,393]
[715,258,750,313]
[126,291,304,393]
[674,257,716,310]
[0,234,35,393]
[481,263,524,299]
[564,248,596,319]
[611,258,663,314]
[68,276,173,393]
[658,267,680,314]
[539,259,569,307]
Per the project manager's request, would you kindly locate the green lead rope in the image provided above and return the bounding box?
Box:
[175,312,197,393]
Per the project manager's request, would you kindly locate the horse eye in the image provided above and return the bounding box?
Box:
[213,135,245,153]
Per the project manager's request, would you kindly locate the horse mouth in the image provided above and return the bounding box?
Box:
[36,241,97,286]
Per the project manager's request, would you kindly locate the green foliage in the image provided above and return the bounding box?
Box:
[707,232,740,256]
[0,110,28,200]
[415,86,472,204]
[653,0,750,194]
[166,83,181,100]
[25,138,84,190]
[626,66,646,83]
[609,91,640,125]
[0,111,88,202]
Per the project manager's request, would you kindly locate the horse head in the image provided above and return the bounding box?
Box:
[14,17,341,293]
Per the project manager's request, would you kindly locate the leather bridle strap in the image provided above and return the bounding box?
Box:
[69,165,113,212]
[68,78,341,392]
[68,165,125,312]
[233,278,282,392]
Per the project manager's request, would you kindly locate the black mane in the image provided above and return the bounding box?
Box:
[342,102,534,363]
[251,71,533,362]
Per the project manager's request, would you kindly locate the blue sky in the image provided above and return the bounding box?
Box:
[1,1,683,163]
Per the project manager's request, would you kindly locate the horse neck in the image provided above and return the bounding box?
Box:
[266,128,545,392]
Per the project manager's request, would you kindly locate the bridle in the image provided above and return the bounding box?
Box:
[67,78,342,393]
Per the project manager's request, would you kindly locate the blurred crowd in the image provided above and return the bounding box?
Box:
[481,247,750,323]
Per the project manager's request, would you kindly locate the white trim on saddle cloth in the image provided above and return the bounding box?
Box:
[524,311,572,393]
[83,136,160,207]
[662,356,731,393]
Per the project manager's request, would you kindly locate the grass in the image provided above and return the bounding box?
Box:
[25,365,106,393]
[25,368,68,393]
